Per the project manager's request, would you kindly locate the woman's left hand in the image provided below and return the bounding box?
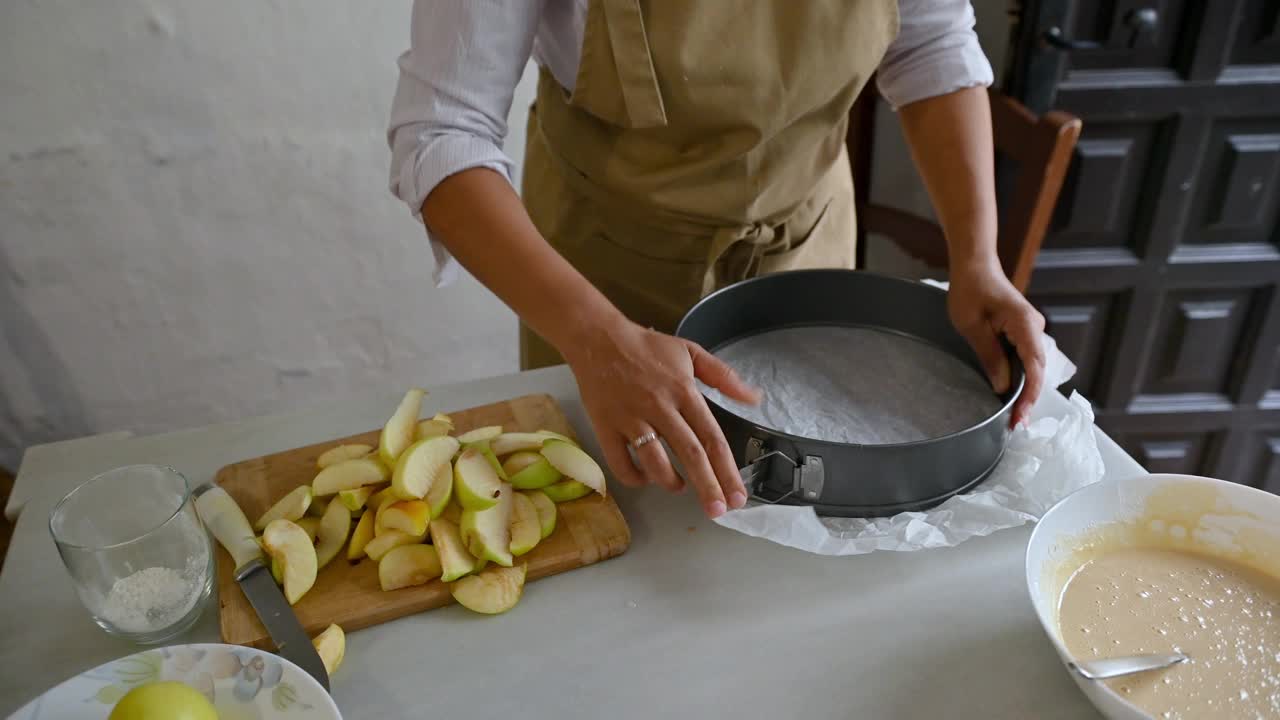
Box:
[946,259,1046,427]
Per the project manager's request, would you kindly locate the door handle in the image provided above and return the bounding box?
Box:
[1042,7,1158,52]
[1041,26,1101,51]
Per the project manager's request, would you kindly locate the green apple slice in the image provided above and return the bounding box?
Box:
[307,495,331,518]
[262,519,318,604]
[378,544,442,591]
[378,387,427,466]
[316,443,374,469]
[372,492,405,537]
[337,485,377,512]
[459,484,513,567]
[425,460,453,520]
[509,492,541,557]
[315,495,353,569]
[489,432,550,457]
[311,624,345,675]
[363,530,421,562]
[379,500,430,537]
[312,457,390,496]
[414,413,454,442]
[347,510,374,561]
[505,453,562,490]
[501,451,541,476]
[391,436,460,500]
[523,490,557,539]
[440,498,463,525]
[450,563,527,615]
[454,446,503,511]
[456,425,502,445]
[541,479,592,503]
[295,517,320,543]
[535,430,577,446]
[540,441,607,496]
[254,485,313,532]
[429,518,477,582]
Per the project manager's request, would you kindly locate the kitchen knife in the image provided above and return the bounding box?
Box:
[193,484,331,691]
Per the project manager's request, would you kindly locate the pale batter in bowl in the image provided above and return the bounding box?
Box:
[1059,548,1280,719]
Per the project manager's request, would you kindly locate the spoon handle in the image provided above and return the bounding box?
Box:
[1069,653,1188,680]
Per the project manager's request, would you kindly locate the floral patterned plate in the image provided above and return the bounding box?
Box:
[8,643,341,720]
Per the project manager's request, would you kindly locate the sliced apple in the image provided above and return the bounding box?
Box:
[454,446,503,511]
[391,436,460,500]
[311,624,345,675]
[378,387,427,466]
[489,432,551,457]
[315,497,352,569]
[312,457,390,496]
[262,519,318,604]
[440,498,463,525]
[372,491,404,537]
[415,414,454,442]
[505,453,562,490]
[367,486,394,510]
[379,500,430,537]
[425,460,453,520]
[502,451,541,476]
[456,425,502,445]
[307,495,331,518]
[295,517,320,543]
[379,544,443,591]
[429,518,477,582]
[541,479,592,503]
[540,441,607,496]
[347,510,374,561]
[523,490,557,539]
[254,485,313,532]
[459,485,513,567]
[337,485,378,512]
[270,555,284,585]
[474,441,509,481]
[535,430,577,446]
[317,444,374,470]
[364,530,421,562]
[450,563,527,615]
[509,492,540,557]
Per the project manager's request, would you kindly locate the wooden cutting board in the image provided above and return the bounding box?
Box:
[213,393,631,649]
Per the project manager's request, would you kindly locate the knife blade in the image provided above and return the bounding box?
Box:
[194,484,331,691]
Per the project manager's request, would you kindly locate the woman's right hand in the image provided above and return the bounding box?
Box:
[562,321,760,519]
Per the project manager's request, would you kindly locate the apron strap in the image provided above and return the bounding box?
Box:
[599,0,668,128]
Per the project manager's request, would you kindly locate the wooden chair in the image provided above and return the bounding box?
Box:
[846,83,1082,293]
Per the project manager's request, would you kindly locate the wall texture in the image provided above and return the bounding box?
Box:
[1,1,1007,471]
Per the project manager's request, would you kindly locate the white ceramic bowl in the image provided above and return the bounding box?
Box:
[1025,473,1280,720]
[9,642,341,720]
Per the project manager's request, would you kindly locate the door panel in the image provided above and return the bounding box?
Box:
[1009,0,1280,490]
[1048,121,1171,256]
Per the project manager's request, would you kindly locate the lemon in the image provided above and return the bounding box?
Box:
[108,681,218,720]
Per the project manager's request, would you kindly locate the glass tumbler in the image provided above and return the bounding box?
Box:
[49,464,214,644]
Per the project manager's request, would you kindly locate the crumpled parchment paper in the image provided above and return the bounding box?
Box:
[709,279,1105,555]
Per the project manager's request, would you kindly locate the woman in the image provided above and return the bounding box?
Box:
[387,0,1046,520]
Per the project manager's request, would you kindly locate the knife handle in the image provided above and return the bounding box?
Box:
[194,485,263,569]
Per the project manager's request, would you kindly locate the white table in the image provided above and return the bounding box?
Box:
[1,366,1141,718]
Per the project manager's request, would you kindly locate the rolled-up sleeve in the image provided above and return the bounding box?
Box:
[875,0,994,110]
[387,0,545,284]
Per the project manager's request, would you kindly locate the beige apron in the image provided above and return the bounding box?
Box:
[520,0,899,369]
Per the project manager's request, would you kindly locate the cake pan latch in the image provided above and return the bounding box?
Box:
[739,438,825,504]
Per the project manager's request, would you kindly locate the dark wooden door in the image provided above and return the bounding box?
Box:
[1005,0,1280,491]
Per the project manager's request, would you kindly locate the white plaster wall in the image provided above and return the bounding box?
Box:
[0,0,1008,472]
[0,1,538,470]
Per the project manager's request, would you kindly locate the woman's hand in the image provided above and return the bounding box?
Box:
[947,259,1046,427]
[562,322,760,519]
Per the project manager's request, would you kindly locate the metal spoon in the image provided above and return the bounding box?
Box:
[1069,653,1189,680]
